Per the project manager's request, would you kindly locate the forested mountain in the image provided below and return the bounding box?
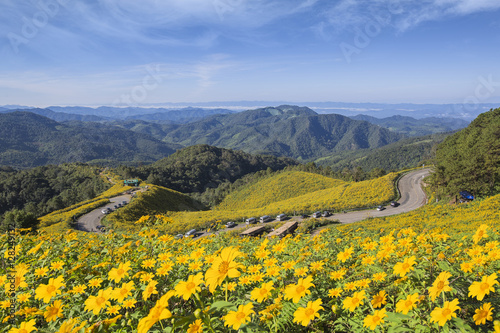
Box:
[0,163,109,219]
[349,114,469,136]
[316,132,451,171]
[115,144,299,193]
[158,105,403,161]
[0,112,177,168]
[48,106,235,123]
[2,108,109,122]
[431,107,500,198]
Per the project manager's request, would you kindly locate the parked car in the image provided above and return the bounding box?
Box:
[300,214,309,219]
[312,211,321,218]
[246,217,257,224]
[185,229,197,237]
[117,203,122,207]
[390,201,398,207]
[225,221,236,228]
[276,213,287,221]
[322,211,330,217]
[114,205,118,209]
[101,209,108,214]
[175,234,183,239]
[122,201,127,205]
[377,206,385,211]
[260,215,272,223]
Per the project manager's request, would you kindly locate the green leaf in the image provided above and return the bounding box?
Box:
[208,300,237,313]
[451,317,473,332]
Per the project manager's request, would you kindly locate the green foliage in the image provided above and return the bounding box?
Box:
[0,163,110,219]
[106,184,206,231]
[122,145,298,193]
[350,114,469,137]
[316,133,450,172]
[217,171,346,210]
[430,107,500,198]
[0,111,176,168]
[0,209,39,232]
[157,105,403,161]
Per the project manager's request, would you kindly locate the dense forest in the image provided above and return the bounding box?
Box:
[430,107,500,198]
[317,132,451,171]
[114,145,299,193]
[0,163,109,230]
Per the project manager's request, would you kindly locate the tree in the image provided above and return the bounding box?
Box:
[0,209,39,232]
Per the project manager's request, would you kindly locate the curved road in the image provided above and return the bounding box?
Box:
[74,194,133,232]
[198,168,430,238]
[75,169,430,235]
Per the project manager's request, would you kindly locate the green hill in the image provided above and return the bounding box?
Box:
[125,144,299,193]
[0,112,177,168]
[431,107,500,198]
[158,105,403,161]
[350,114,469,136]
[316,132,451,171]
[216,171,346,210]
[106,184,206,230]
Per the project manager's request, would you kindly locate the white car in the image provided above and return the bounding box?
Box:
[376,206,385,211]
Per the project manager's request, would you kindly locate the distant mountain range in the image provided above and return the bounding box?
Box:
[349,114,469,137]
[3,101,497,120]
[155,105,404,161]
[0,112,177,168]
[0,106,235,124]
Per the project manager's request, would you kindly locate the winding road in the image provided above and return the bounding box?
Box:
[75,169,430,234]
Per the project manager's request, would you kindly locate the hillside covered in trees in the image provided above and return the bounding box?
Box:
[431,107,500,198]
[0,112,177,168]
[116,145,299,193]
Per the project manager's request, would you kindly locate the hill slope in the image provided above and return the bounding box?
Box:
[0,112,177,168]
[316,132,451,171]
[431,107,500,197]
[160,105,403,161]
[216,171,346,210]
[350,114,469,136]
[127,145,299,193]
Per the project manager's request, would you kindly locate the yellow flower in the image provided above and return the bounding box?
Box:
[88,278,103,288]
[175,273,204,300]
[294,267,309,277]
[328,288,342,298]
[473,224,488,244]
[473,303,493,325]
[396,293,419,314]
[393,256,416,277]
[205,246,244,293]
[50,261,65,271]
[137,291,174,333]
[55,318,87,333]
[468,273,498,301]
[112,281,135,303]
[106,305,121,315]
[17,293,31,303]
[371,290,387,308]
[284,275,315,303]
[250,281,274,303]
[108,261,131,283]
[460,262,474,273]
[330,269,347,280]
[143,280,159,301]
[343,290,366,312]
[223,303,254,330]
[187,319,203,333]
[363,308,387,330]
[84,288,113,315]
[70,284,87,295]
[428,271,453,302]
[372,272,387,282]
[430,299,460,326]
[35,275,65,303]
[265,266,280,277]
[44,300,64,322]
[142,259,157,269]
[337,247,354,262]
[8,319,37,333]
[122,298,137,309]
[293,299,323,326]
[140,272,155,283]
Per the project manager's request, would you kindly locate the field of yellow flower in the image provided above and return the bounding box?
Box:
[3,190,500,332]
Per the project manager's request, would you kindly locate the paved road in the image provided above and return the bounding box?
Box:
[74,194,133,233]
[194,168,430,238]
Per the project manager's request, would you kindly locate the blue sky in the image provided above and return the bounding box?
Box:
[1,0,500,107]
